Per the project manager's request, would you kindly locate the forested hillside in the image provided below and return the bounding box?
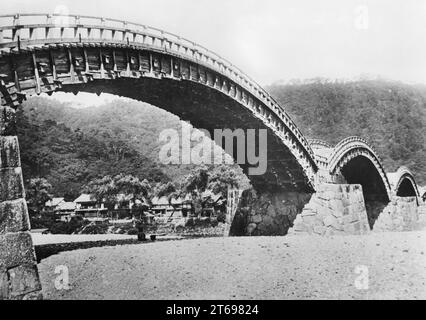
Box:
[267,79,426,185]
[17,97,249,199]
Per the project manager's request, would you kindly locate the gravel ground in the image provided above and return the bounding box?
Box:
[38,230,426,300]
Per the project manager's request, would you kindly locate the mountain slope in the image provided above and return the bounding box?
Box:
[267,80,426,185]
[17,97,249,199]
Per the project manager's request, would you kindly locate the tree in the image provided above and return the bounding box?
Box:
[114,174,151,203]
[85,175,116,210]
[183,166,209,194]
[207,164,241,195]
[26,178,53,216]
[86,174,151,210]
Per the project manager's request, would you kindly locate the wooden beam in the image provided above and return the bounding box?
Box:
[125,49,130,76]
[137,51,142,73]
[99,48,105,78]
[67,49,75,82]
[49,50,57,81]
[10,56,21,93]
[149,52,153,74]
[32,53,41,94]
[112,49,117,72]
[83,48,89,73]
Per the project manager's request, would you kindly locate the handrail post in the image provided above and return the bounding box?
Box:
[73,16,80,38]
[100,17,105,40]
[12,14,20,42]
[123,21,127,42]
[13,14,20,26]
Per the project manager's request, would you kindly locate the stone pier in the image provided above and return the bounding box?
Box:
[374,197,420,232]
[229,189,312,236]
[288,184,370,236]
[0,106,42,300]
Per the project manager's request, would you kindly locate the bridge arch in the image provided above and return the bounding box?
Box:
[0,13,318,192]
[387,166,419,200]
[327,137,391,228]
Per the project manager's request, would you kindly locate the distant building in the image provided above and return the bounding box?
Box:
[45,197,65,210]
[55,201,77,222]
[151,194,193,221]
[45,197,77,222]
[74,194,107,219]
[200,190,226,217]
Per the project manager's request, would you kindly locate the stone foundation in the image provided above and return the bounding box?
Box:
[373,197,420,232]
[288,184,370,236]
[419,205,426,227]
[229,189,312,236]
[0,106,42,300]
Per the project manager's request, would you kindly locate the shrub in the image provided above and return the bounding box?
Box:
[79,221,109,234]
[30,211,56,229]
[49,216,89,234]
[217,212,226,223]
[49,221,70,234]
[127,227,139,235]
[185,218,195,227]
[110,222,136,234]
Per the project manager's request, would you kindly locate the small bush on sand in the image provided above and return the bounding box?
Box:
[79,221,109,234]
[49,216,89,234]
[127,228,139,235]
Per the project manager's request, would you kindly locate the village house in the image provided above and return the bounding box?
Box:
[45,197,76,222]
[74,194,108,220]
[200,190,226,218]
[55,201,77,222]
[151,194,193,222]
[109,194,150,220]
[45,197,65,211]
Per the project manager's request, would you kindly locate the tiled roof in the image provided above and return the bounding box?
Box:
[45,197,64,207]
[57,201,76,211]
[74,193,95,203]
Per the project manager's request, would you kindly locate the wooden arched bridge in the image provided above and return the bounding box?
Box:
[0,13,422,299]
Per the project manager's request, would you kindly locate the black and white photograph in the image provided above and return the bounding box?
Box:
[0,0,425,305]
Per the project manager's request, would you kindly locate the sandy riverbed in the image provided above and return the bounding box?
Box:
[31,233,137,245]
[38,230,426,300]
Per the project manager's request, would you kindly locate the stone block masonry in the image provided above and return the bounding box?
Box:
[230,189,312,236]
[374,197,420,232]
[0,106,42,300]
[288,184,370,236]
[419,205,426,229]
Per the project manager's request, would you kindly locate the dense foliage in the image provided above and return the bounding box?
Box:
[267,79,426,184]
[17,97,249,200]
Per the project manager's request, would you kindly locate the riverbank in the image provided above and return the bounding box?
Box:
[38,230,426,299]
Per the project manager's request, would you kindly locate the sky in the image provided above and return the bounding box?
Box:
[1,0,426,95]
